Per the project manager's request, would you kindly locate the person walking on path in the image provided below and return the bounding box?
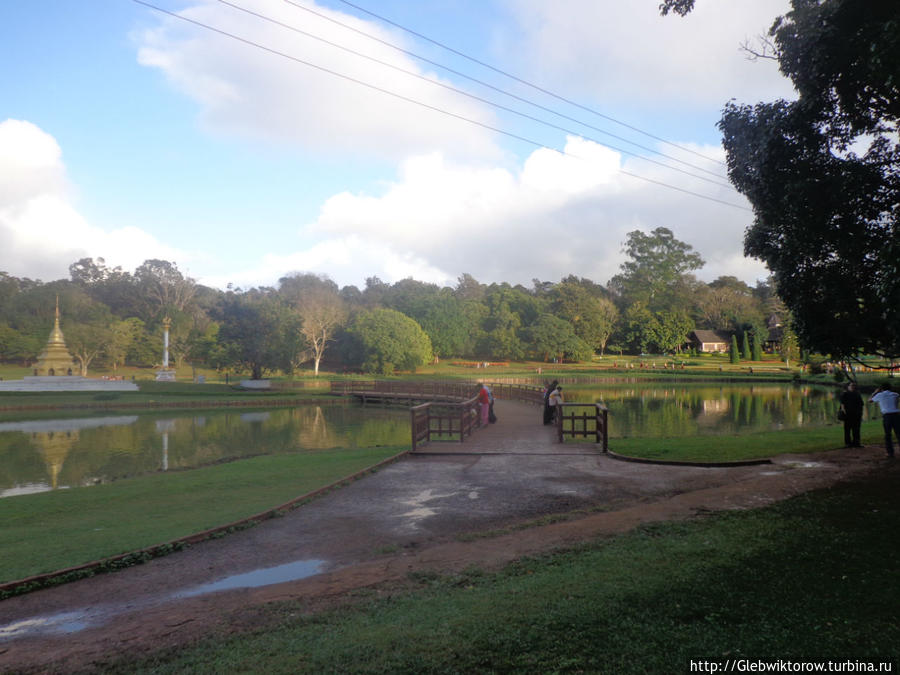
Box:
[543,380,559,425]
[869,383,900,457]
[839,382,864,447]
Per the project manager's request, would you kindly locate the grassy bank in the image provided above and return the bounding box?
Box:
[610,420,884,462]
[0,381,335,417]
[111,467,900,674]
[0,446,404,584]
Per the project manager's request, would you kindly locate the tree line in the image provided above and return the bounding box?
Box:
[0,228,788,377]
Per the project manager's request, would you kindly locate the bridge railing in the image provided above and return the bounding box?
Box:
[330,380,548,450]
[555,403,609,451]
[410,395,481,450]
[329,380,545,403]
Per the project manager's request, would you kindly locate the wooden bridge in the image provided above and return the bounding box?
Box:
[329,380,608,452]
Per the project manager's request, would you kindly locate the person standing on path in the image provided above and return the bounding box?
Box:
[477,383,491,426]
[839,382,864,447]
[548,385,564,424]
[543,380,559,425]
[869,383,900,457]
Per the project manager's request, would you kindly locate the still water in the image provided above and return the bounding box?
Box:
[561,382,848,439]
[1,383,850,497]
[0,405,409,498]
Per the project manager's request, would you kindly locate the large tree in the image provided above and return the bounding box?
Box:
[344,308,433,375]
[280,273,346,376]
[218,290,295,380]
[551,280,619,356]
[665,0,900,366]
[609,227,704,312]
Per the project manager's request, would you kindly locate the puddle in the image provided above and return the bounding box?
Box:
[0,612,89,641]
[0,559,327,642]
[174,559,326,598]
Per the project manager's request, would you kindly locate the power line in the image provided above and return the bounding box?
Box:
[280,0,729,183]
[218,0,733,190]
[333,0,727,167]
[131,0,750,211]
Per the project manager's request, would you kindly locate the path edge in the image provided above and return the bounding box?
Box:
[0,449,410,600]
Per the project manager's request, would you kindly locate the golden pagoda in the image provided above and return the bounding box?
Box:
[34,298,77,376]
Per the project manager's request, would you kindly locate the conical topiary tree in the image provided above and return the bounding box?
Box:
[751,333,763,361]
[741,332,752,360]
[730,335,740,364]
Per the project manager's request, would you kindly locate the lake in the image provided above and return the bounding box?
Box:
[0,382,854,497]
[560,381,851,439]
[0,405,410,498]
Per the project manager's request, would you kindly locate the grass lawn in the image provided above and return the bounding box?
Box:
[610,420,885,462]
[0,446,405,585]
[109,468,900,674]
[0,381,335,416]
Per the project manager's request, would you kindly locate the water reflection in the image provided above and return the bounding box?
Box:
[175,559,326,598]
[0,406,408,497]
[563,383,856,439]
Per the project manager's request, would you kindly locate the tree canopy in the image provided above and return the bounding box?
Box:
[665,0,900,365]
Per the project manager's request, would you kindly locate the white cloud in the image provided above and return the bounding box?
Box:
[0,119,187,281]
[209,136,767,290]
[504,0,795,108]
[135,0,502,162]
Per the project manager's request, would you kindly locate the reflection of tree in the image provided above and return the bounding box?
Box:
[564,384,842,438]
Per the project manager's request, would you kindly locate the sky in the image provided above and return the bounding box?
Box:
[0,0,796,293]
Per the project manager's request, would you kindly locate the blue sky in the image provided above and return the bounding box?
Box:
[1,0,793,291]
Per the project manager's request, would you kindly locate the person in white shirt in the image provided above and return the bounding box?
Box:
[548,386,564,423]
[869,383,900,457]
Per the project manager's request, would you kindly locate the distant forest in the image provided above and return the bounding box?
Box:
[0,228,788,377]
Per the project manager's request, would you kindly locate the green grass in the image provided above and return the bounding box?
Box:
[0,381,335,414]
[0,446,404,584]
[109,468,900,674]
[610,420,885,462]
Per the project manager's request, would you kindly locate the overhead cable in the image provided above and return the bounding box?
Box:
[333,0,727,167]
[218,0,733,190]
[131,0,750,211]
[280,0,728,182]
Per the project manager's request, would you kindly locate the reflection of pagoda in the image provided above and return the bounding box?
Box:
[31,430,79,489]
[0,417,139,492]
[34,298,77,376]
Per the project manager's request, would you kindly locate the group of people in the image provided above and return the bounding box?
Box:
[840,381,900,457]
[542,380,563,425]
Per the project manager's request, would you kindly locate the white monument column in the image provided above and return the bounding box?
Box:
[155,316,176,381]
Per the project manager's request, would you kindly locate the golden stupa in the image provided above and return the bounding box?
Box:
[34,298,77,376]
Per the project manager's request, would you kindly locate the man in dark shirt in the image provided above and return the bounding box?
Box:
[839,382,864,447]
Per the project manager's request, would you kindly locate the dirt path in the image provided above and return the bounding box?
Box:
[0,401,892,673]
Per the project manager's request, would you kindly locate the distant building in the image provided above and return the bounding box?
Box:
[688,329,733,353]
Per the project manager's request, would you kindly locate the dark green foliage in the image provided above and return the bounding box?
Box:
[751,332,763,361]
[717,1,900,363]
[741,331,751,360]
[730,335,740,364]
[344,308,433,375]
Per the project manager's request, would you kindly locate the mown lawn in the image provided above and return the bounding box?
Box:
[109,467,900,674]
[0,446,405,584]
[611,419,885,462]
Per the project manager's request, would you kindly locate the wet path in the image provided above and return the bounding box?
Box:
[0,399,884,671]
